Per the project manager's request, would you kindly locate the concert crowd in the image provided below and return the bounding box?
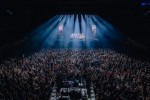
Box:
[1,49,150,100]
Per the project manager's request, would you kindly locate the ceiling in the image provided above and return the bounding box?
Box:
[0,0,149,51]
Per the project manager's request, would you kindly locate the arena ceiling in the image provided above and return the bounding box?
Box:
[0,0,149,55]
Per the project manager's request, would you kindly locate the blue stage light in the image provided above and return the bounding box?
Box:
[30,14,124,49]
